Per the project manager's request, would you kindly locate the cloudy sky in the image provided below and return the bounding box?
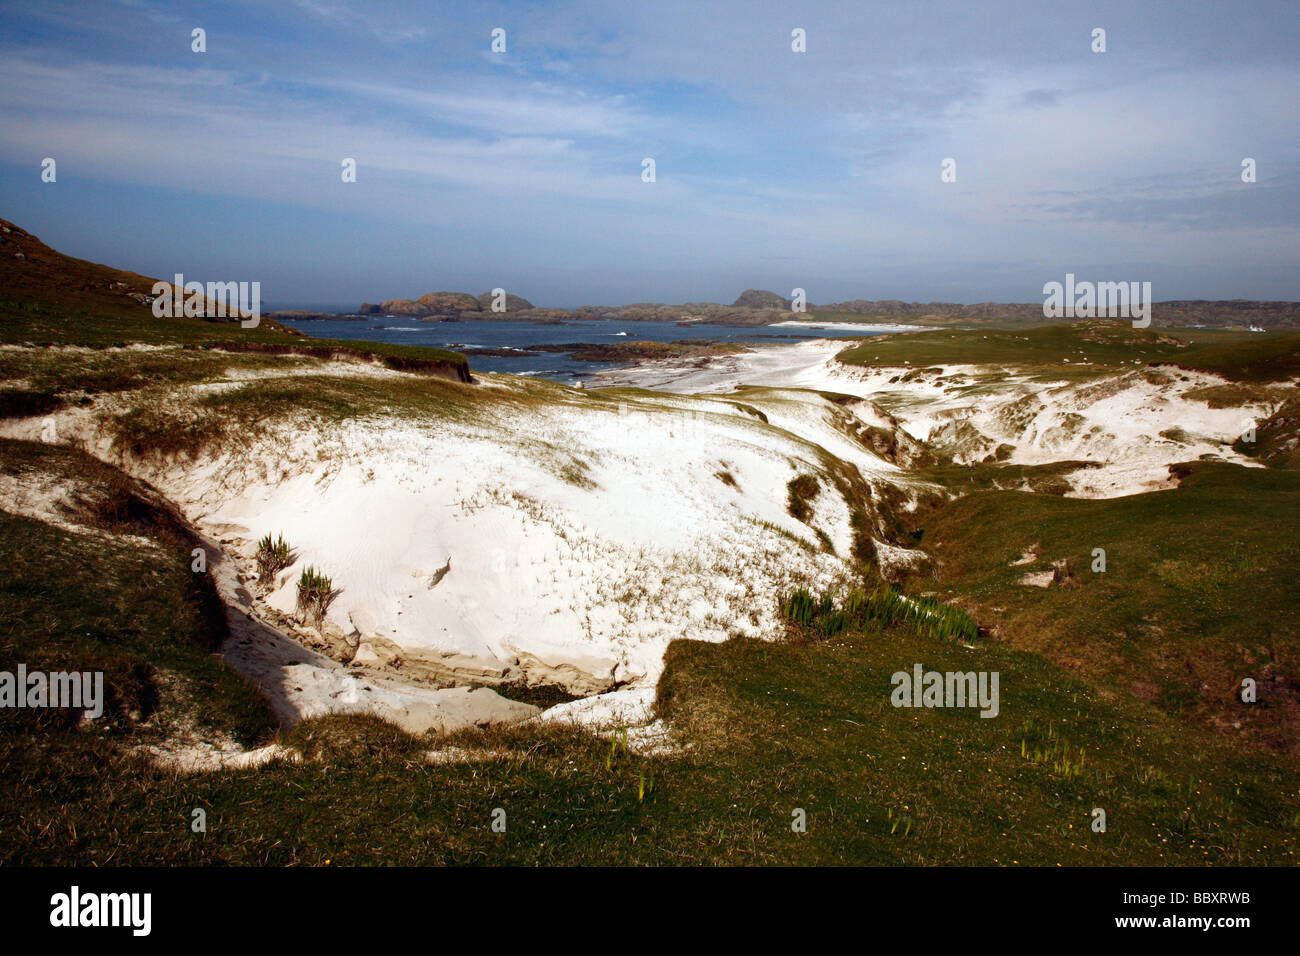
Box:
[1,0,1296,308]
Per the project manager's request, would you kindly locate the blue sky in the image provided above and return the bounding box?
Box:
[1,0,1297,308]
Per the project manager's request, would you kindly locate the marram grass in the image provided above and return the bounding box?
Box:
[295,565,336,625]
[255,532,292,583]
[780,583,978,643]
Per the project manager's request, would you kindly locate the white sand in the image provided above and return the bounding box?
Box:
[4,362,895,721]
[769,321,933,334]
[5,334,1284,747]
[595,339,1279,499]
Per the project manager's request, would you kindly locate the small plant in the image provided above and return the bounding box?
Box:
[605,725,628,770]
[255,533,292,584]
[296,565,336,626]
[781,588,816,627]
[638,770,654,803]
[887,807,912,837]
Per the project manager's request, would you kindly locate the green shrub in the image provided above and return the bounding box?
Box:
[295,565,336,626]
[255,533,292,584]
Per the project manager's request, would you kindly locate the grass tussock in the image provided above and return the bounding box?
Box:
[295,565,337,626]
[255,533,292,585]
[780,584,979,643]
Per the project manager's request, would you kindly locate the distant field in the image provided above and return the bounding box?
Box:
[835,320,1300,382]
[808,310,1029,328]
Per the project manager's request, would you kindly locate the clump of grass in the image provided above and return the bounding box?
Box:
[295,565,337,626]
[107,404,229,462]
[780,583,979,642]
[255,533,292,584]
[781,587,817,627]
[559,458,597,490]
[786,474,820,522]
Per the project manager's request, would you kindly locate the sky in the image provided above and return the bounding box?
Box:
[0,0,1297,309]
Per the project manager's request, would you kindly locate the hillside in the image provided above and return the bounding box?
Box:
[0,219,471,417]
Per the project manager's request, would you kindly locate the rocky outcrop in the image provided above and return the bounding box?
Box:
[732,289,791,310]
[418,292,481,315]
[357,291,535,316]
[476,291,534,312]
[379,298,429,316]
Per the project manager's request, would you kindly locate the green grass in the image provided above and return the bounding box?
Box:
[2,440,1297,865]
[0,332,470,429]
[912,459,1102,496]
[100,370,491,462]
[295,565,336,626]
[0,290,470,423]
[5,621,1296,865]
[837,320,1182,370]
[0,297,467,372]
[0,345,293,420]
[780,583,979,642]
[910,460,1300,752]
[1162,332,1300,382]
[0,439,276,747]
[836,319,1300,383]
[255,533,292,584]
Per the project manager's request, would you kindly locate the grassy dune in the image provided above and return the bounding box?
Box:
[836,319,1300,382]
[0,439,277,748]
[0,216,469,417]
[2,435,1297,865]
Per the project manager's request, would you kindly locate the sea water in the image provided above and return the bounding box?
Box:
[278,316,886,383]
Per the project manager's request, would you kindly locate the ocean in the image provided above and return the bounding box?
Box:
[278,316,887,382]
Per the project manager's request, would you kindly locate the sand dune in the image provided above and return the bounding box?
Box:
[3,335,1280,743]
